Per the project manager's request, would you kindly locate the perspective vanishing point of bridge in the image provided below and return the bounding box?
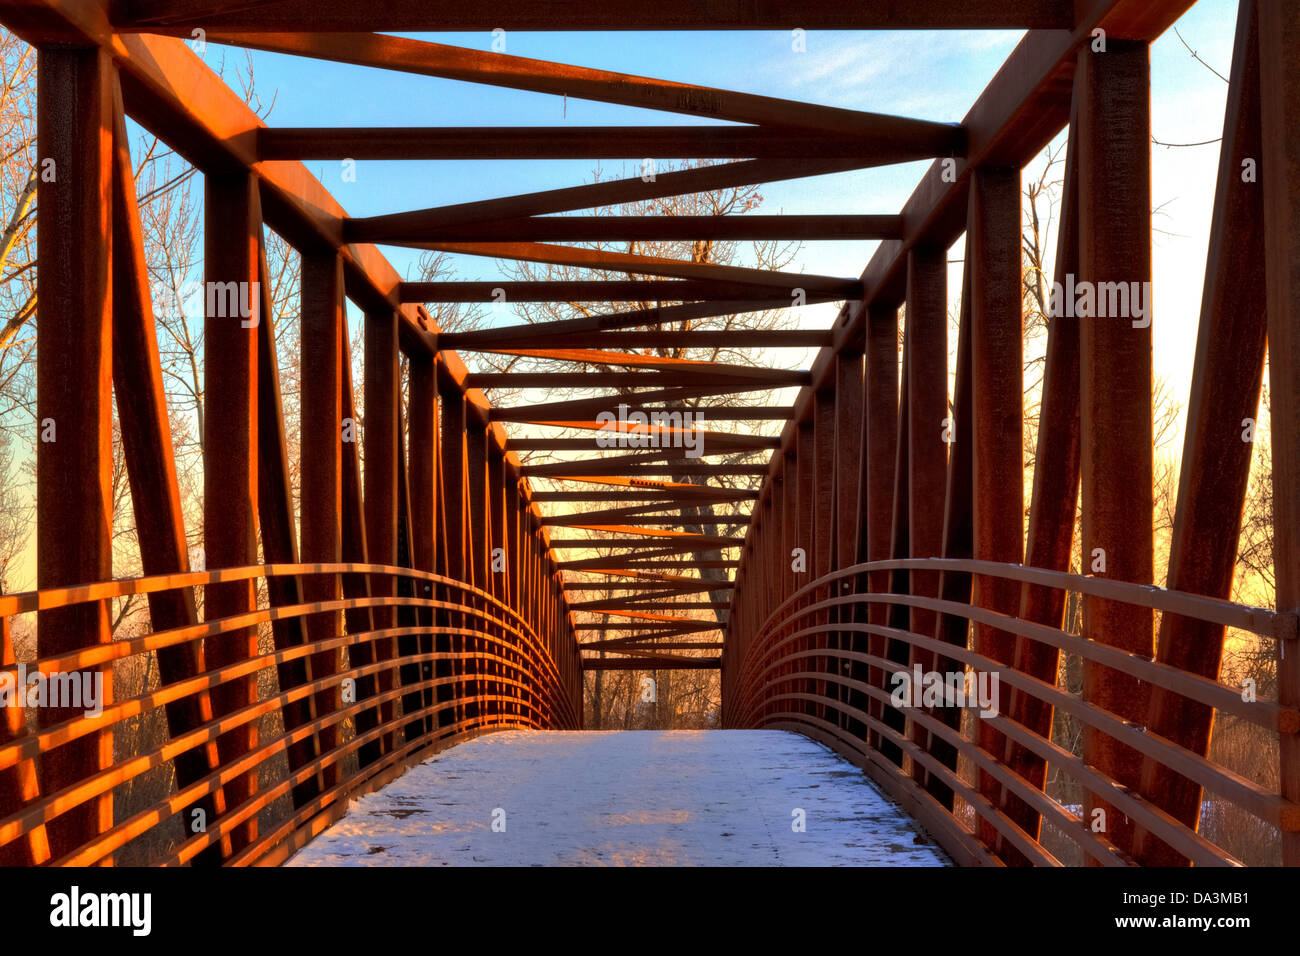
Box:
[0,0,1298,869]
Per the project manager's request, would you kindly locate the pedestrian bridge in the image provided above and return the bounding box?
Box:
[0,0,1297,869]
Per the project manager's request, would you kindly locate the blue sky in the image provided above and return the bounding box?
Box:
[200,0,1241,419]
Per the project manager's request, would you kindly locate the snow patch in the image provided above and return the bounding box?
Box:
[287,729,951,867]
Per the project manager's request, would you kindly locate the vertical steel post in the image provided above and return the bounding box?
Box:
[1077,39,1155,857]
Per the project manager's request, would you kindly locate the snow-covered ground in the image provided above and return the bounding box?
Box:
[287,729,950,866]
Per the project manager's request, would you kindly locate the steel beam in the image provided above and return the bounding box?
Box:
[1259,0,1300,868]
[1076,40,1155,859]
[34,44,114,863]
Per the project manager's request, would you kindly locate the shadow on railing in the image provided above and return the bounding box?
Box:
[0,563,581,867]
[727,558,1295,867]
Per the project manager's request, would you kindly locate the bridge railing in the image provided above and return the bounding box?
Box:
[727,558,1295,867]
[0,563,581,867]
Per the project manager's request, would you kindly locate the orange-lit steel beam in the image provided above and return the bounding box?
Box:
[533,490,757,503]
[488,390,776,420]
[580,640,725,651]
[1077,39,1155,860]
[465,330,829,350]
[262,127,948,162]
[254,222,326,808]
[34,43,115,864]
[509,435,778,452]
[560,556,740,571]
[498,408,793,424]
[477,348,777,371]
[353,158,867,237]
[361,307,401,760]
[1134,0,1268,866]
[901,244,947,783]
[582,657,720,671]
[299,251,346,790]
[199,30,967,140]
[440,299,802,349]
[1257,0,1300,868]
[127,2,1071,31]
[576,621,720,631]
[548,536,743,550]
[545,501,751,523]
[417,241,855,294]
[557,520,750,533]
[564,580,734,592]
[202,168,262,855]
[405,280,852,303]
[523,464,767,478]
[1000,115,1080,852]
[357,215,900,244]
[967,166,1024,851]
[110,80,224,863]
[469,370,808,388]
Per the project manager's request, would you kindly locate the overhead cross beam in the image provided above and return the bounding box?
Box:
[462,330,828,350]
[185,30,969,144]
[400,240,858,294]
[123,2,1072,30]
[581,656,721,671]
[468,370,808,388]
[496,407,794,423]
[351,215,901,245]
[260,127,952,163]
[438,299,812,349]
[352,157,870,237]
[509,435,778,452]
[403,280,859,302]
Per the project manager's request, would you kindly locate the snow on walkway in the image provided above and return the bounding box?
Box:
[286,729,951,866]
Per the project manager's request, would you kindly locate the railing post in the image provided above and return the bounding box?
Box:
[408,348,439,737]
[1136,0,1267,864]
[796,420,815,722]
[203,168,262,854]
[440,385,469,729]
[299,250,346,789]
[834,349,865,735]
[35,43,113,864]
[1076,37,1155,858]
[968,166,1025,852]
[108,74,224,863]
[812,388,836,726]
[902,245,948,782]
[487,441,507,722]
[779,456,796,723]
[363,309,402,756]
[466,411,490,725]
[255,236,323,808]
[1003,117,1080,849]
[862,302,899,753]
[927,259,972,811]
[1259,0,1300,869]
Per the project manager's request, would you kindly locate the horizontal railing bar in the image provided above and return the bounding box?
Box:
[745,648,1240,867]
[3,640,560,853]
[763,704,1061,866]
[0,599,574,767]
[739,588,1296,736]
[740,615,1299,831]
